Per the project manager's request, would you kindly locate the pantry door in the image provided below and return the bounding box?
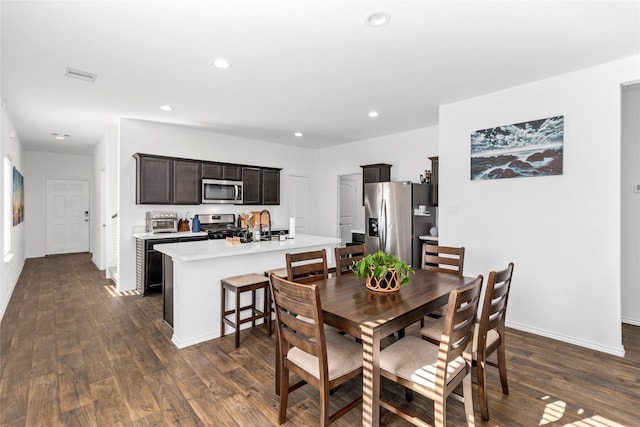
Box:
[45,179,90,254]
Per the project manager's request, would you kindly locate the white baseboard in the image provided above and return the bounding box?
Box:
[622,316,640,326]
[506,320,625,357]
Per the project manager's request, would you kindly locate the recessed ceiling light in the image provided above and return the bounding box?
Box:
[294,132,303,137]
[160,105,173,111]
[211,58,231,69]
[365,12,391,27]
[368,111,379,118]
[51,133,71,140]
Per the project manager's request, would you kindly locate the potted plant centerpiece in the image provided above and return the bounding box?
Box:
[352,250,414,292]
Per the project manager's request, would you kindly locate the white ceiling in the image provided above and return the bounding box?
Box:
[2,1,639,156]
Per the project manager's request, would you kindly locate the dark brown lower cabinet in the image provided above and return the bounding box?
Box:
[136,235,207,297]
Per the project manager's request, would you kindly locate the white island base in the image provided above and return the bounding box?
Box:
[155,234,341,348]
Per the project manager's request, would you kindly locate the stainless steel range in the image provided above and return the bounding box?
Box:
[198,214,243,239]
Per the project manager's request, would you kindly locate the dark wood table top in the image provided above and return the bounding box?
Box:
[315,269,477,338]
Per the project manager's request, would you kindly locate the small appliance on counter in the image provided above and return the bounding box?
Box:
[146,211,178,233]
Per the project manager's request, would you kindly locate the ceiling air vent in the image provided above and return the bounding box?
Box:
[65,67,97,83]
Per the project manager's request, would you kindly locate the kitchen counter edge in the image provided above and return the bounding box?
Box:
[154,234,342,262]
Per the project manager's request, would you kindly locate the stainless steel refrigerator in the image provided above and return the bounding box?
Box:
[364,182,436,268]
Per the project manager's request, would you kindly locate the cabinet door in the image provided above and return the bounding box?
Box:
[429,156,439,206]
[262,169,280,205]
[172,159,201,204]
[137,156,172,204]
[202,162,223,179]
[361,164,391,205]
[145,238,178,295]
[223,165,243,181]
[242,167,262,205]
[146,249,164,294]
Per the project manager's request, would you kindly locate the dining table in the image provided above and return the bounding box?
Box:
[312,269,478,427]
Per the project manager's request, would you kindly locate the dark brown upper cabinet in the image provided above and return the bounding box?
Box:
[360,163,392,205]
[134,153,280,205]
[429,156,439,207]
[242,167,262,205]
[262,168,280,205]
[201,162,243,180]
[172,159,201,205]
[135,154,172,204]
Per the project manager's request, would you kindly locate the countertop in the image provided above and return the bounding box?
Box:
[133,231,208,240]
[419,235,439,241]
[350,229,365,235]
[154,233,342,262]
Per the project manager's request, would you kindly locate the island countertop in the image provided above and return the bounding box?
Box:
[154,233,342,262]
[157,233,341,349]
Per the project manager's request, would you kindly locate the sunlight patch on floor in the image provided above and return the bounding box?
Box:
[539,396,627,427]
[104,284,140,297]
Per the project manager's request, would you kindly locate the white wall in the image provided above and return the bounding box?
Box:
[23,151,93,258]
[312,126,439,237]
[1,106,25,320]
[92,129,117,271]
[117,119,317,291]
[621,83,640,325]
[439,56,640,356]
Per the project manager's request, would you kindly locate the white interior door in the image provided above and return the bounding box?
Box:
[45,179,90,255]
[288,175,309,234]
[338,175,358,245]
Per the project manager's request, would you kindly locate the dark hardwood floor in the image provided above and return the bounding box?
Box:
[1,253,639,426]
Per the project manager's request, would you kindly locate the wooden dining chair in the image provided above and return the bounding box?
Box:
[286,249,341,333]
[285,249,329,284]
[421,244,465,276]
[421,244,466,320]
[334,244,367,277]
[379,275,483,427]
[421,262,514,421]
[269,274,363,426]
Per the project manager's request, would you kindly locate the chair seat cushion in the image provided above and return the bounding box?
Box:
[380,336,466,392]
[420,319,501,358]
[287,331,363,381]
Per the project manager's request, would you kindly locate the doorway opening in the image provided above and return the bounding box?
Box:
[337,173,364,246]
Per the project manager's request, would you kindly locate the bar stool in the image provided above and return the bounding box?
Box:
[220,273,272,348]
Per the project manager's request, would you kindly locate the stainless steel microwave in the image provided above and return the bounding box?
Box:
[201,179,243,204]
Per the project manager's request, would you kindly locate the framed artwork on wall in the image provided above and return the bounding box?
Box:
[470,115,564,180]
[12,166,24,225]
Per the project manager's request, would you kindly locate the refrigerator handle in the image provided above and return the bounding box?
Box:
[380,199,387,251]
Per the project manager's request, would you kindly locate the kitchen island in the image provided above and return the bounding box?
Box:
[155,234,341,348]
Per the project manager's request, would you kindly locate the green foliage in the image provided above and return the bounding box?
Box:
[352,250,414,286]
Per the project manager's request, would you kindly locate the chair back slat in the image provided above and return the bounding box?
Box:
[439,275,483,368]
[270,274,326,361]
[479,263,514,340]
[421,244,465,277]
[334,244,368,277]
[286,249,328,284]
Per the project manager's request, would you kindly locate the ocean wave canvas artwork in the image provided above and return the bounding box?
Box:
[470,116,563,180]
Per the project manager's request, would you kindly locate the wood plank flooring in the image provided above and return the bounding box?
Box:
[1,253,639,426]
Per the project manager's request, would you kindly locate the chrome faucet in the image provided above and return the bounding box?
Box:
[259,209,272,240]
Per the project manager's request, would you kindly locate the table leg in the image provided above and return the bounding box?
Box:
[361,326,380,427]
